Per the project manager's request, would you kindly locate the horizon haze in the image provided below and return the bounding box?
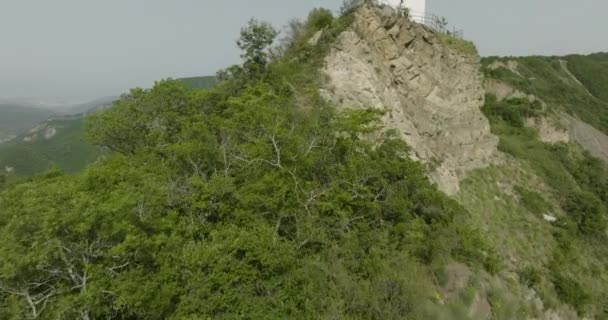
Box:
[0,0,605,103]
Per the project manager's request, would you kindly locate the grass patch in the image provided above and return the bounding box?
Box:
[437,33,478,57]
[514,185,552,217]
[565,52,608,103]
[479,94,608,317]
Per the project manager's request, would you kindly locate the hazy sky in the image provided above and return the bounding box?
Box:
[0,0,606,102]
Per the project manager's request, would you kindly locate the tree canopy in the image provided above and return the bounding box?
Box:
[0,10,493,319]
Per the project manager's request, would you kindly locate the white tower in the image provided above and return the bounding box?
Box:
[378,0,427,23]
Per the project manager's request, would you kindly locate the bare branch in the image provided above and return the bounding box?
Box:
[107,262,130,275]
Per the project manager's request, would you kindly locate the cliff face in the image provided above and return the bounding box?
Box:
[320,5,498,194]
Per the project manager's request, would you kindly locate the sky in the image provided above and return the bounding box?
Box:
[0,0,606,102]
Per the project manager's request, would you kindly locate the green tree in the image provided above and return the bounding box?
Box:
[0,10,495,319]
[237,19,278,78]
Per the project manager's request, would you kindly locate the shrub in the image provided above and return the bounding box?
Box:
[307,8,334,30]
[552,272,591,315]
[483,95,543,128]
[562,191,607,237]
[437,33,478,57]
[514,185,551,216]
[518,266,542,288]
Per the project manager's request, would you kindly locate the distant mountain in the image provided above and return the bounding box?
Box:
[61,96,117,115]
[0,76,216,178]
[0,103,54,144]
[564,52,608,105]
[0,98,110,177]
[0,116,97,177]
[178,76,217,90]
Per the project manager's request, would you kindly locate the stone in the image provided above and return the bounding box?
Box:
[321,5,498,194]
[307,30,324,46]
[543,214,558,222]
[525,117,570,144]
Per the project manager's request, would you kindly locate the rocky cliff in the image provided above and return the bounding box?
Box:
[320,5,498,194]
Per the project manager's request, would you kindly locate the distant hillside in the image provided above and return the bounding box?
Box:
[565,52,608,104]
[178,76,217,90]
[0,116,97,177]
[0,76,216,179]
[0,103,54,143]
[483,52,608,135]
[62,96,117,114]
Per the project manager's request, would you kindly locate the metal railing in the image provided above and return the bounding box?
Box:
[406,10,465,39]
[347,1,466,39]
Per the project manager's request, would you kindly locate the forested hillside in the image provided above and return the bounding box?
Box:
[0,8,498,319]
[0,104,53,143]
[0,116,97,177]
[0,78,216,180]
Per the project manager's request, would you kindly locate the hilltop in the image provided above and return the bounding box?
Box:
[0,3,607,319]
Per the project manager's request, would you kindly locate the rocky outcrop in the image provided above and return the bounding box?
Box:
[485,79,546,108]
[320,5,498,194]
[23,122,58,142]
[525,117,570,144]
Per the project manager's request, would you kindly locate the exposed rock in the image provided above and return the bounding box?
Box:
[543,214,557,222]
[486,78,608,162]
[525,117,570,144]
[485,79,546,108]
[308,30,324,46]
[22,122,58,142]
[44,126,57,140]
[4,166,14,173]
[321,5,498,194]
[487,59,522,77]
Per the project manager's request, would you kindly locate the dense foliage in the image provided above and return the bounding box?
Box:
[0,10,493,319]
[177,76,218,91]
